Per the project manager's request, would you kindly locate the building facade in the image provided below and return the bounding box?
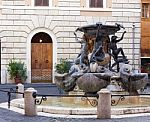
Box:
[0,0,141,84]
[141,0,150,76]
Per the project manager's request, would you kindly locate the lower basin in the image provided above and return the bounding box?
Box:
[10,95,150,115]
[42,96,150,108]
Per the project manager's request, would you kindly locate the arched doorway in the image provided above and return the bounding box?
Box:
[31,32,53,83]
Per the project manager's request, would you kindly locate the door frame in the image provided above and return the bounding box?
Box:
[26,28,57,83]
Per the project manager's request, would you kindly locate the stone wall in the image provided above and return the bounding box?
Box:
[112,0,141,71]
[58,0,80,7]
[0,0,141,83]
[1,0,26,6]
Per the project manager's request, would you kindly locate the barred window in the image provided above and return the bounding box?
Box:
[35,0,49,6]
[89,0,103,8]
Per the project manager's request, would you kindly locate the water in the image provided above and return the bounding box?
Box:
[40,96,150,108]
[111,96,150,108]
[41,97,95,108]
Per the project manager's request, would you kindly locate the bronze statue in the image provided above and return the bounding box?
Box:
[55,22,148,95]
[90,34,105,63]
[90,23,105,63]
[74,34,89,72]
[110,31,126,60]
[109,31,129,72]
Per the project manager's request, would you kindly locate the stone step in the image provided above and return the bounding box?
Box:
[0,83,57,89]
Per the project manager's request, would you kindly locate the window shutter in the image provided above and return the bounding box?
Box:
[90,0,103,8]
[35,0,49,6]
[97,0,103,8]
[35,0,41,6]
[43,0,49,6]
[90,0,95,7]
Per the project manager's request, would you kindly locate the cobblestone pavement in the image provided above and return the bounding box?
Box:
[0,107,150,122]
[0,83,149,122]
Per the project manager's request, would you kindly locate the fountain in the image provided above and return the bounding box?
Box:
[10,22,150,116]
[55,22,148,95]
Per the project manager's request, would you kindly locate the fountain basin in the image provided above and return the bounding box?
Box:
[10,95,150,115]
[76,73,111,93]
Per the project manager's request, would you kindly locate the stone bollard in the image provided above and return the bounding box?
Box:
[16,83,24,99]
[97,88,111,119]
[24,88,37,116]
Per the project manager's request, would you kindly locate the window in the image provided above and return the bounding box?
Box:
[141,58,150,78]
[34,0,49,6]
[90,0,103,8]
[86,0,106,8]
[142,3,150,18]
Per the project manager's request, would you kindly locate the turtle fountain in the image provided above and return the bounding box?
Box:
[55,22,148,95]
[10,23,150,116]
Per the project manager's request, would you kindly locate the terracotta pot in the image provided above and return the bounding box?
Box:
[14,77,22,84]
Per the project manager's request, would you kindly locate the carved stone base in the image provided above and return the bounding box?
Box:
[76,73,110,93]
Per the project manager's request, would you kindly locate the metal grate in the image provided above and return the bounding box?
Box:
[32,69,52,81]
[42,69,52,80]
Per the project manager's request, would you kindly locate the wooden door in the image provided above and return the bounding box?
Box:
[31,43,53,82]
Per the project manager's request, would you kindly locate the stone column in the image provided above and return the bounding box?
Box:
[24,88,37,116]
[16,83,24,99]
[97,89,111,119]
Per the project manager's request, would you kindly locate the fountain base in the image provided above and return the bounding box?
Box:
[10,95,150,115]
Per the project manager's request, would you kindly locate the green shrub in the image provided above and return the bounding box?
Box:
[7,59,27,81]
[55,59,71,74]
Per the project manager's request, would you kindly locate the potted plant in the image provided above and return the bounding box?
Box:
[141,63,150,74]
[7,59,27,84]
[54,59,76,92]
[55,58,71,74]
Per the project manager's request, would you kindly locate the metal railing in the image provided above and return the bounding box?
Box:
[32,92,150,107]
[32,92,99,107]
[0,87,24,108]
[0,86,150,108]
[111,93,150,106]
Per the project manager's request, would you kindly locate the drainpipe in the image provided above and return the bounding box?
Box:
[132,23,135,71]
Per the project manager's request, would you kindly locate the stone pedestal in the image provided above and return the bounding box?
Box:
[24,88,37,116]
[16,83,24,99]
[1,69,6,84]
[97,89,111,119]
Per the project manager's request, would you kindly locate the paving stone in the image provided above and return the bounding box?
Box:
[0,84,150,121]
